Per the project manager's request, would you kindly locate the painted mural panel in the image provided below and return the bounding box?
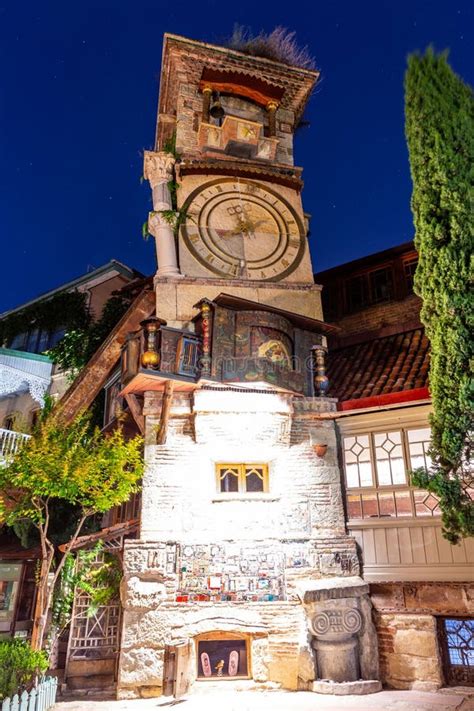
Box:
[176,543,285,602]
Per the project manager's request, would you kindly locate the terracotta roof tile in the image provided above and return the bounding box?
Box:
[327,328,430,402]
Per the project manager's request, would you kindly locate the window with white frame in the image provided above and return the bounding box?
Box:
[343,427,441,520]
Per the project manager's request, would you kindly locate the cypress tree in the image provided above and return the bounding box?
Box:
[405,48,474,543]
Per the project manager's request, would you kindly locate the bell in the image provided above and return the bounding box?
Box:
[209,92,225,120]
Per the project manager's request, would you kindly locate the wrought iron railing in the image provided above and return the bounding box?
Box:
[0,428,30,465]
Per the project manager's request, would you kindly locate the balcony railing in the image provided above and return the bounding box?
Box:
[120,310,326,398]
[121,320,202,395]
[0,428,30,464]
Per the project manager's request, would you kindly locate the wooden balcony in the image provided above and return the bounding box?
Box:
[120,319,202,396]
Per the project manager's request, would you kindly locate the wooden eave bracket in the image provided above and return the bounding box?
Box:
[156,380,175,445]
[124,393,145,435]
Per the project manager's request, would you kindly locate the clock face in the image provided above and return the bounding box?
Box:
[181,178,306,280]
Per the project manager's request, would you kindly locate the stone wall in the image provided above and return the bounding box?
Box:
[154,278,323,327]
[118,593,313,698]
[371,581,474,690]
[375,613,442,691]
[141,389,349,546]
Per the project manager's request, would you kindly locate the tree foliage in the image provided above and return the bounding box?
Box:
[0,406,143,650]
[405,47,474,543]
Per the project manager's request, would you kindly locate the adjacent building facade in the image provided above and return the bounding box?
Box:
[0,260,140,640]
[318,245,474,690]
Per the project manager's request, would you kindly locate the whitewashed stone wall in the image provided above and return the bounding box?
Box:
[118,387,360,698]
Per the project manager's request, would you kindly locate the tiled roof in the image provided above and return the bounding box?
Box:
[327,328,430,402]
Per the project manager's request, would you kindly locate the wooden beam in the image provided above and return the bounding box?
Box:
[124,393,145,435]
[157,380,174,445]
[58,289,156,423]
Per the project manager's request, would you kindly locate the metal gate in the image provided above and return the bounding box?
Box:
[438,617,474,686]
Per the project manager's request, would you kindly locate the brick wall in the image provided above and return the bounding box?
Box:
[329,294,422,341]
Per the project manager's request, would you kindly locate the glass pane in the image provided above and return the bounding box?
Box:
[37,330,50,353]
[443,619,474,668]
[408,428,432,471]
[362,494,378,518]
[414,489,440,517]
[407,427,431,442]
[359,462,373,487]
[392,457,407,485]
[378,492,396,517]
[9,332,27,350]
[343,435,373,487]
[394,490,413,517]
[26,329,39,352]
[374,431,406,485]
[48,327,66,349]
[345,463,360,489]
[347,495,362,519]
[377,459,392,486]
[219,469,239,493]
[245,472,264,493]
[370,267,393,303]
[345,450,357,464]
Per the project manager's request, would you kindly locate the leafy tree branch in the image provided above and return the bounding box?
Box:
[0,406,143,652]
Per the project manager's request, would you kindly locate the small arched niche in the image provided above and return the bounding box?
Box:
[195,631,250,680]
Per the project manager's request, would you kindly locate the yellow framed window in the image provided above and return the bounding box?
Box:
[215,463,269,494]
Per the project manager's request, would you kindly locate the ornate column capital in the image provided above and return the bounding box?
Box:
[143,150,176,189]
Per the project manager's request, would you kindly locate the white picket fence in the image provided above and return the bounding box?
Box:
[1,676,58,711]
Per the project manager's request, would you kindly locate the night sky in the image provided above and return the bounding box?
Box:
[1,0,472,313]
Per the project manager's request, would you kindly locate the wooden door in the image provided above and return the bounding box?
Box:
[164,640,191,698]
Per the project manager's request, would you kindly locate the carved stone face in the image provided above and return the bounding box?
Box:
[181,178,306,281]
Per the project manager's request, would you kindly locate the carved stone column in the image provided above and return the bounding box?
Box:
[199,300,213,377]
[266,101,279,137]
[202,85,213,123]
[300,577,381,694]
[311,608,362,682]
[143,150,182,278]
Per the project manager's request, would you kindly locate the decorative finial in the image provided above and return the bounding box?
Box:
[311,345,329,397]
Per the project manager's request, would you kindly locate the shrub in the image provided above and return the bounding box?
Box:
[0,639,48,699]
[227,25,317,70]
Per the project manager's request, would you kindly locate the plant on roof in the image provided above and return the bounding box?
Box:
[405,47,474,543]
[226,25,316,70]
[0,401,143,653]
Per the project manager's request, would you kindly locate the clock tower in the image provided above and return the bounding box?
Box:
[143,33,323,324]
[117,34,379,700]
